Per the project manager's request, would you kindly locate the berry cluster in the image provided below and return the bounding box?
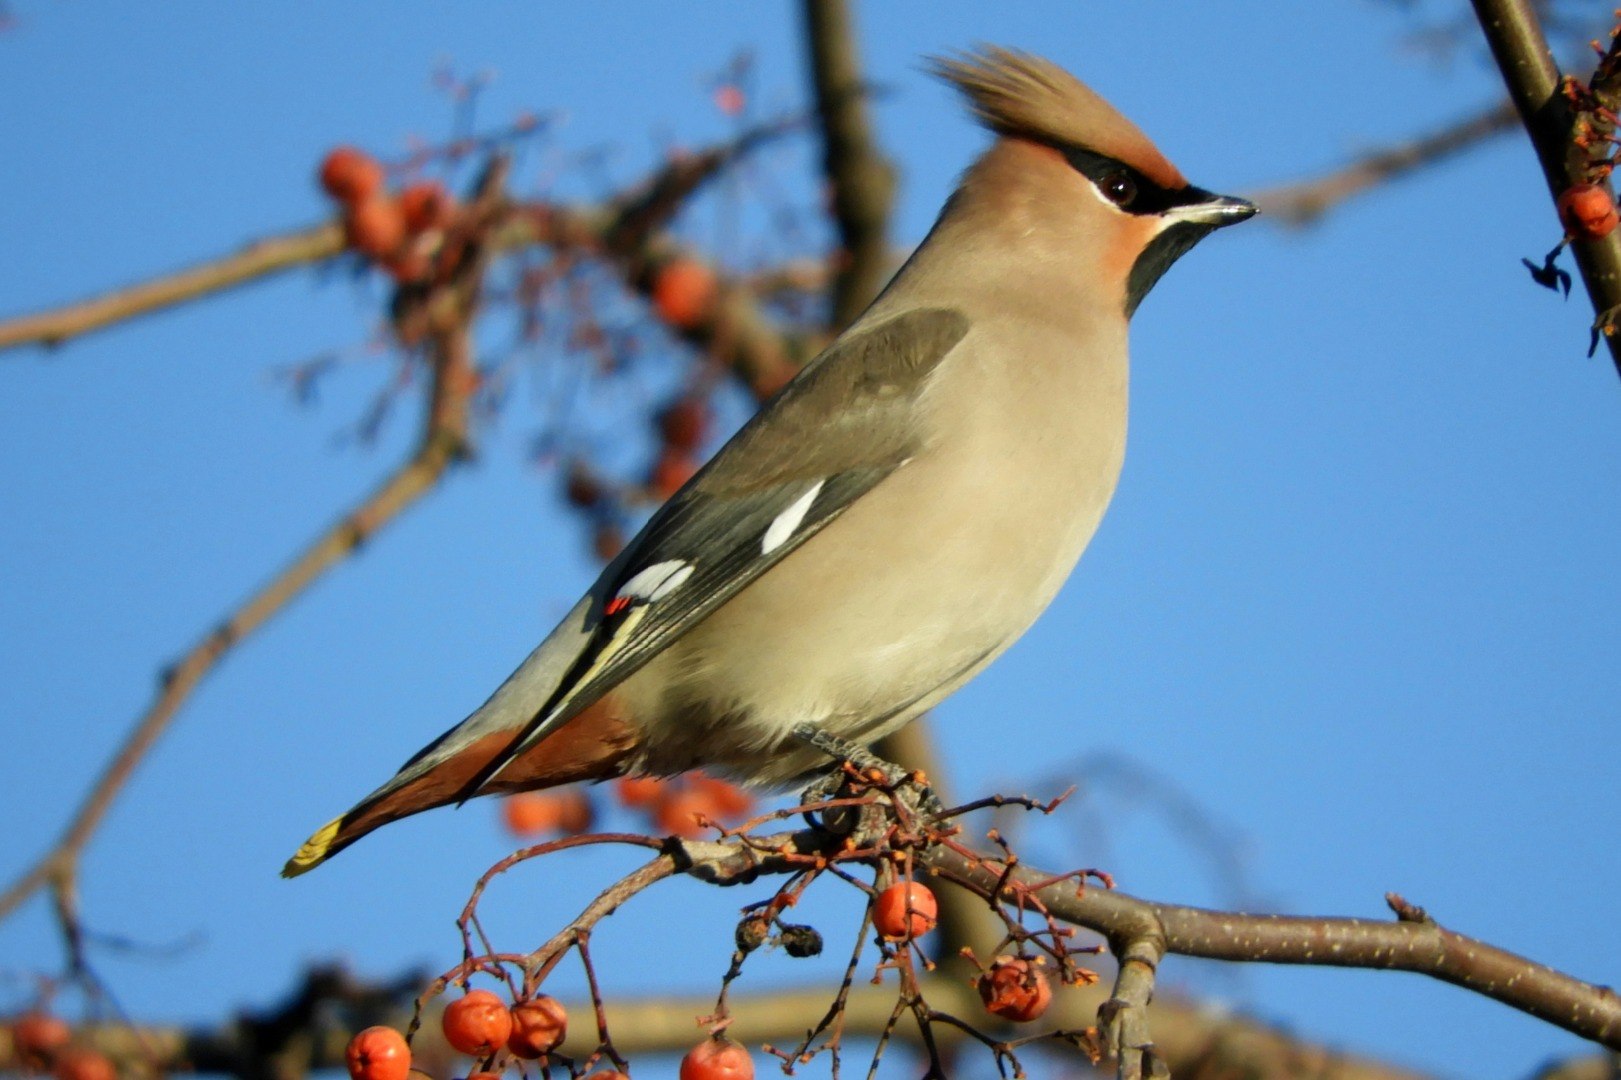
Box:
[318,147,461,283]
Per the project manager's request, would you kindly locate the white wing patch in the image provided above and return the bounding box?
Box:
[761,480,825,555]
[618,559,695,602]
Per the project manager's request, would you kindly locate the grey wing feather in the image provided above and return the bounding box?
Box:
[468,306,969,793]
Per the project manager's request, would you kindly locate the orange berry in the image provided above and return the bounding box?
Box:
[13,1012,72,1059]
[652,787,712,839]
[714,85,745,117]
[344,196,408,261]
[614,775,666,808]
[345,1026,411,1080]
[1558,182,1619,239]
[320,146,385,204]
[680,1035,753,1080]
[651,259,716,330]
[53,1049,114,1080]
[648,451,699,500]
[584,1073,629,1080]
[442,989,513,1057]
[506,996,568,1059]
[554,788,594,834]
[502,792,561,837]
[399,181,457,233]
[872,881,938,941]
[591,523,625,563]
[502,790,592,838]
[688,774,754,820]
[976,956,1052,1023]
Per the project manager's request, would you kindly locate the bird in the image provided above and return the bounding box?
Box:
[283,45,1255,877]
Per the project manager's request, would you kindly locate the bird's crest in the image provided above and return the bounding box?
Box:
[929,45,1185,191]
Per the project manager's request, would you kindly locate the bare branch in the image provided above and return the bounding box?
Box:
[0,223,343,353]
[801,0,896,328]
[0,165,496,938]
[1253,101,1518,225]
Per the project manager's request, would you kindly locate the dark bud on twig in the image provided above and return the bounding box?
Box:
[779,923,824,958]
[734,914,771,954]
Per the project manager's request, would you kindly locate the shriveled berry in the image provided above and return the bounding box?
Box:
[1558,183,1620,240]
[506,996,567,1059]
[976,956,1052,1023]
[780,923,823,958]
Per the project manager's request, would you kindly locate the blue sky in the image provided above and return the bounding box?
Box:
[2,5,1618,1079]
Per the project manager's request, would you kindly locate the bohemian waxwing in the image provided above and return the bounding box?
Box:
[284,45,1254,876]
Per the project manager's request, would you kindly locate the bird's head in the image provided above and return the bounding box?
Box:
[930,46,1255,317]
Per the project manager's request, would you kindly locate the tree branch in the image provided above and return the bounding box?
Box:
[801,0,896,328]
[1470,0,1621,379]
[0,161,498,939]
[1252,100,1518,226]
[0,223,343,353]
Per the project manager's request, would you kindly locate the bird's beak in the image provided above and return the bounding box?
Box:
[1165,187,1258,228]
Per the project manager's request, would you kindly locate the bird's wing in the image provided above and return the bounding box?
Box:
[470,306,969,793]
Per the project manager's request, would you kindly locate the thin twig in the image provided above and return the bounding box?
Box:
[1253,100,1518,225]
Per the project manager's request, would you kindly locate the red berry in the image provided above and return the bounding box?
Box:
[591,523,625,563]
[442,989,513,1056]
[648,451,699,500]
[656,398,709,453]
[872,881,938,941]
[976,956,1052,1023]
[714,85,746,117]
[506,996,568,1059]
[688,774,754,821]
[680,1036,753,1080]
[399,181,457,233]
[614,775,666,808]
[344,196,408,261]
[502,790,593,838]
[53,1049,114,1080]
[653,787,717,839]
[651,259,716,330]
[345,1026,411,1080]
[563,464,604,509]
[320,147,385,204]
[13,1012,72,1059]
[1558,182,1620,240]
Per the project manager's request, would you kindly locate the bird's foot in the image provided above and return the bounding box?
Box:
[790,724,943,830]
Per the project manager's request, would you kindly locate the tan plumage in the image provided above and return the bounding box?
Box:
[284,46,1254,877]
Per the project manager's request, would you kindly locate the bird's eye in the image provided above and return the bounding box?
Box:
[1101,171,1138,208]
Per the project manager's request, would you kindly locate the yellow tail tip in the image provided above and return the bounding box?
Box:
[282,816,344,878]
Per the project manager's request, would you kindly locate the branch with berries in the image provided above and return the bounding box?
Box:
[298,766,1621,1080]
[1472,0,1621,376]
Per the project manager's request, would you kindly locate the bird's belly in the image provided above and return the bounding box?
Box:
[621,422,1121,784]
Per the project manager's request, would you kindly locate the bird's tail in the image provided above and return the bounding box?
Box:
[282,595,635,877]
